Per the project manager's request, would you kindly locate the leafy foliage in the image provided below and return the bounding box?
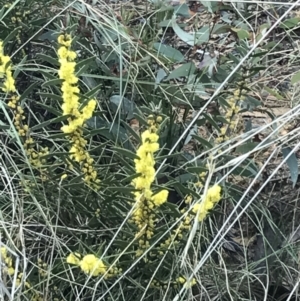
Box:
[0,1,300,301]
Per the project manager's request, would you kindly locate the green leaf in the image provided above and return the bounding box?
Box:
[13,55,27,79]
[186,167,207,174]
[0,121,9,130]
[172,15,195,46]
[200,0,213,13]
[291,71,300,84]
[121,120,140,142]
[0,6,6,19]
[38,29,58,42]
[242,96,262,111]
[236,142,259,154]
[30,115,68,131]
[184,124,197,145]
[76,57,97,77]
[212,24,231,34]
[34,102,62,116]
[158,20,185,28]
[195,26,210,44]
[233,20,250,30]
[282,147,298,188]
[262,86,284,100]
[109,95,136,120]
[156,152,182,161]
[176,172,197,183]
[48,133,67,139]
[83,83,102,99]
[19,81,40,102]
[233,162,258,178]
[153,43,184,62]
[132,113,148,127]
[231,27,250,40]
[37,53,59,66]
[155,68,167,86]
[227,53,240,65]
[86,116,134,150]
[165,62,196,80]
[173,4,192,17]
[106,187,135,193]
[120,173,141,184]
[76,56,96,71]
[111,147,138,160]
[192,135,213,149]
[38,93,62,104]
[39,70,57,81]
[279,17,300,29]
[3,27,21,45]
[202,113,220,131]
[42,79,63,87]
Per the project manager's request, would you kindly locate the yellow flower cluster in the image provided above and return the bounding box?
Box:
[158,214,192,255]
[37,258,47,277]
[0,41,16,93]
[57,34,99,187]
[158,173,207,255]
[192,185,222,222]
[67,252,120,278]
[194,171,207,188]
[1,248,32,291]
[7,95,49,169]
[67,253,106,277]
[0,40,48,170]
[8,5,31,57]
[1,247,15,276]
[215,88,245,144]
[176,276,197,288]
[132,116,169,256]
[15,272,31,289]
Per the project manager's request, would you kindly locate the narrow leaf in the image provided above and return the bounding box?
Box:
[30,115,68,131]
[153,43,184,62]
[166,62,196,80]
[282,147,298,188]
[291,71,300,85]
[111,147,138,160]
[172,15,195,46]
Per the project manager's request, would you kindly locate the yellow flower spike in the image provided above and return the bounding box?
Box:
[57,35,98,187]
[131,115,167,255]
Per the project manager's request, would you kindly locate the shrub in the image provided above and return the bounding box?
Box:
[0,1,299,301]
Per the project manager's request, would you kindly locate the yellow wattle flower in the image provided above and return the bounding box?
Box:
[79,254,106,277]
[192,185,221,222]
[57,34,96,134]
[57,34,99,187]
[66,252,81,265]
[0,41,16,93]
[131,117,169,256]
